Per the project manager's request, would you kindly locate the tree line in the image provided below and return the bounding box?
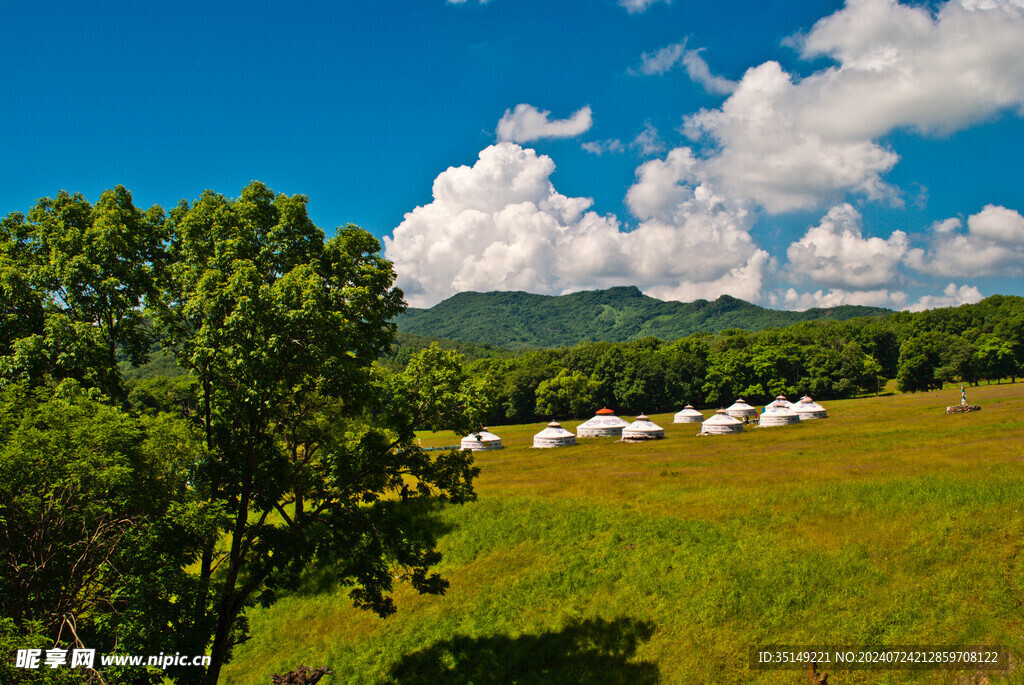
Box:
[448,296,1024,425]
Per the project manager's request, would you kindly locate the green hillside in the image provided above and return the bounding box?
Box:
[395,286,892,348]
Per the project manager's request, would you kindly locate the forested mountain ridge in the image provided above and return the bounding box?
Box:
[395,286,892,348]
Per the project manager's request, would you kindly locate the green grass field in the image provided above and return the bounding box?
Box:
[223,384,1024,684]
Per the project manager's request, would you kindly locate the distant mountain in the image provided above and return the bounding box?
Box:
[394,286,892,348]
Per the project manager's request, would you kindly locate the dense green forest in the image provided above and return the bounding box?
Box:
[128,293,1024,427]
[395,286,893,348]
[443,295,1023,425]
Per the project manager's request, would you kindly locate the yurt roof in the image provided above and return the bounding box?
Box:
[463,429,501,442]
[726,398,755,412]
[675,404,703,416]
[703,409,743,426]
[578,411,629,428]
[762,403,798,416]
[796,396,826,411]
[534,421,574,438]
[624,414,663,432]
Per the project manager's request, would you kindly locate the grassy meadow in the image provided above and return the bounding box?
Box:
[223,384,1024,684]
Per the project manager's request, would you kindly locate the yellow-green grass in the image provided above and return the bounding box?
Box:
[223,384,1024,684]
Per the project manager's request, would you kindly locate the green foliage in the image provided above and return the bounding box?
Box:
[382,331,517,369]
[897,332,945,392]
[535,369,599,419]
[0,187,164,398]
[0,381,208,684]
[395,286,892,348]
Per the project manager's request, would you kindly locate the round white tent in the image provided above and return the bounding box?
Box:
[621,414,664,441]
[533,421,576,448]
[701,409,744,435]
[763,395,792,412]
[759,403,800,427]
[673,404,704,424]
[726,398,757,420]
[576,408,628,438]
[460,429,503,451]
[794,396,827,420]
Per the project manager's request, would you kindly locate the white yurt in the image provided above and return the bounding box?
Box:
[701,409,744,435]
[725,398,757,420]
[673,404,704,424]
[763,395,793,412]
[460,429,503,451]
[794,396,828,420]
[621,414,665,441]
[759,403,800,427]
[533,421,576,448]
[576,408,629,438]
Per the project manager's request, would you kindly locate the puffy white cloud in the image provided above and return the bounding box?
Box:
[905,204,1024,277]
[906,283,984,311]
[642,0,1024,213]
[631,122,665,156]
[778,287,909,310]
[786,203,909,288]
[680,61,902,212]
[794,0,1024,137]
[619,0,670,13]
[384,142,767,307]
[496,104,593,143]
[966,203,1024,242]
[582,139,624,155]
[645,249,773,304]
[635,40,737,94]
[625,147,704,222]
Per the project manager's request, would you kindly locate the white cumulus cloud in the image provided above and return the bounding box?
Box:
[639,0,1024,214]
[778,287,909,310]
[905,204,1024,277]
[786,203,909,288]
[680,60,902,212]
[496,104,593,143]
[906,283,985,311]
[384,142,767,307]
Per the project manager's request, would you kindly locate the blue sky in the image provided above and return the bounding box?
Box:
[2,0,1023,310]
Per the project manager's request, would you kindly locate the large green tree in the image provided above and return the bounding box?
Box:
[0,187,163,397]
[155,182,478,683]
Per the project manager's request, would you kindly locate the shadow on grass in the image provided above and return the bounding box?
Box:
[294,499,458,597]
[384,616,659,684]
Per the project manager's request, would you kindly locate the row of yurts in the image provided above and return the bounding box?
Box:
[460,395,828,450]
